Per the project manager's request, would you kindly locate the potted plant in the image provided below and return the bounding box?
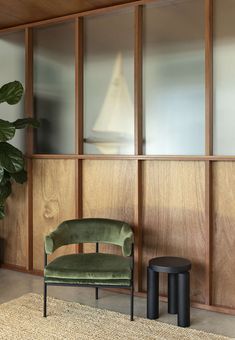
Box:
[0,80,39,218]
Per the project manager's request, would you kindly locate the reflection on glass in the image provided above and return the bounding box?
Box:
[34,22,75,154]
[213,0,235,155]
[0,31,25,151]
[84,9,134,154]
[143,0,205,155]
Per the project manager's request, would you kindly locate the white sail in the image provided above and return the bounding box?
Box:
[93,52,134,137]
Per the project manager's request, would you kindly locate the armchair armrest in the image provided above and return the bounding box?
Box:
[121,229,134,257]
[44,221,72,254]
[45,234,55,255]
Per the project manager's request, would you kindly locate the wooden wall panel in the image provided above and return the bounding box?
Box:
[0,182,27,267]
[83,160,137,254]
[33,159,76,270]
[142,161,206,304]
[212,162,235,308]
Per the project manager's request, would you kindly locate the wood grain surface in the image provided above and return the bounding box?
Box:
[82,160,137,255]
[212,162,235,308]
[32,160,76,270]
[0,182,28,267]
[0,0,137,29]
[142,161,206,303]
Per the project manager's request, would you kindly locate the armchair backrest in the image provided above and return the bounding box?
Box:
[45,218,134,257]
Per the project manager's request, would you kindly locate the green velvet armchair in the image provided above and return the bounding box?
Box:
[43,218,134,320]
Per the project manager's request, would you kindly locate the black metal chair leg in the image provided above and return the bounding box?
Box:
[43,282,47,317]
[95,287,99,300]
[130,284,134,321]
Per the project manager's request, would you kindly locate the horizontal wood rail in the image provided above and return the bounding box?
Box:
[29,154,235,161]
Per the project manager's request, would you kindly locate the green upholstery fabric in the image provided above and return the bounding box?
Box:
[44,253,132,284]
[45,218,134,257]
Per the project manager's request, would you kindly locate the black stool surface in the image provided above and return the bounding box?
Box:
[149,256,191,274]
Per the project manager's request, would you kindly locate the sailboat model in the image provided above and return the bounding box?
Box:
[87,52,134,154]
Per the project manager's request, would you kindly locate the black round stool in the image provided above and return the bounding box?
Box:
[147,256,191,327]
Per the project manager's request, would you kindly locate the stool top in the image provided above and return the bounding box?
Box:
[149,256,191,273]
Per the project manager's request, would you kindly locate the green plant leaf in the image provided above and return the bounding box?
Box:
[0,170,11,186]
[0,119,16,142]
[0,206,5,219]
[0,167,4,183]
[11,169,27,184]
[0,142,24,173]
[13,118,40,129]
[0,81,24,105]
[0,181,11,202]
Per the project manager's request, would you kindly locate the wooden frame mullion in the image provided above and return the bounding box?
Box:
[204,0,213,306]
[205,0,213,156]
[75,17,84,156]
[135,160,143,292]
[205,161,213,305]
[134,5,143,292]
[134,5,143,156]
[75,18,84,253]
[25,27,34,270]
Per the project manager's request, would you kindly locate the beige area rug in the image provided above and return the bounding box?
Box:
[0,293,232,340]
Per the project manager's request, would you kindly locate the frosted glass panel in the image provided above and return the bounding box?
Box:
[34,22,75,154]
[213,0,235,155]
[143,0,205,155]
[0,31,25,151]
[84,10,134,155]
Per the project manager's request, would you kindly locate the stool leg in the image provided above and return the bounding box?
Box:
[178,272,190,327]
[147,267,159,319]
[168,273,178,314]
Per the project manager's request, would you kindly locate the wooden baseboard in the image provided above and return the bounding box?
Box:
[104,289,235,316]
[1,263,235,316]
[0,263,27,272]
[0,263,43,276]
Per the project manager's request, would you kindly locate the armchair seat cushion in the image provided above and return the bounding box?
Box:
[44,253,132,282]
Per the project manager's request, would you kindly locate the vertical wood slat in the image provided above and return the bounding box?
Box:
[134,160,143,292]
[134,5,143,156]
[75,159,83,253]
[75,18,84,253]
[25,27,33,270]
[205,0,213,305]
[205,161,213,305]
[134,6,143,291]
[75,17,84,155]
[205,0,213,156]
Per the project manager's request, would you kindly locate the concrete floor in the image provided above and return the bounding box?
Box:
[0,269,235,338]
